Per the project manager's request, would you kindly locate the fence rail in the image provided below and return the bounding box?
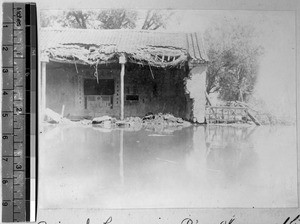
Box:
[205,106,249,124]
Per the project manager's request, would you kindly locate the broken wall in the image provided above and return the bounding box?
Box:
[185,64,207,123]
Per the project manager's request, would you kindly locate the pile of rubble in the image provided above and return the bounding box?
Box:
[45,108,191,131]
[141,113,190,129]
[91,113,191,130]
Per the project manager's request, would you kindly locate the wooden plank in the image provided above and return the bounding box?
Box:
[208,106,246,110]
[235,102,261,126]
[205,91,212,106]
[246,109,261,126]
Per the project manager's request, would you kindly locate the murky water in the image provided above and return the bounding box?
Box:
[39,124,298,208]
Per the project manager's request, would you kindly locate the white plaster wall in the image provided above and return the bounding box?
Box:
[186,64,207,123]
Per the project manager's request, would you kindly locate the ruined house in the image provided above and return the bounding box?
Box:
[40,29,208,122]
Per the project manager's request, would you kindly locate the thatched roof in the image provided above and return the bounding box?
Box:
[40,28,208,68]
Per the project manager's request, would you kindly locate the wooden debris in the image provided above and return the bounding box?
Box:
[46,108,63,123]
[205,92,218,119]
[245,110,261,126]
[45,108,72,124]
[61,105,65,117]
[235,102,261,126]
[92,115,113,124]
[205,91,212,106]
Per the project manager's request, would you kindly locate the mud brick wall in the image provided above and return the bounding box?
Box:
[123,66,189,118]
[46,61,206,121]
[46,62,121,119]
[46,64,78,117]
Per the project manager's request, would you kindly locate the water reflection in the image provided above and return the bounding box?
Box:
[205,126,258,181]
[39,124,297,208]
[119,130,124,185]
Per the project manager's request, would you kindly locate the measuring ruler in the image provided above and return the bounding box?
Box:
[2,2,37,222]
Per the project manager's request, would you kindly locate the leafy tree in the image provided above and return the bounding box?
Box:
[204,19,263,102]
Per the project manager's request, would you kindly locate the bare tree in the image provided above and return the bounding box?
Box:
[65,11,89,28]
[97,9,137,29]
[141,10,173,30]
[41,9,174,30]
[57,10,96,29]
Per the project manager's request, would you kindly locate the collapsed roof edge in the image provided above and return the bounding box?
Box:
[40,28,209,66]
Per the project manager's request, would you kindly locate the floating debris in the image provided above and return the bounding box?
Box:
[80,119,92,125]
[148,134,173,137]
[45,108,72,124]
[92,115,114,124]
[155,158,177,164]
[142,113,191,130]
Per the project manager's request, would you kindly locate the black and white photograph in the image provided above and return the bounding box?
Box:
[37,6,298,213]
[1,0,299,223]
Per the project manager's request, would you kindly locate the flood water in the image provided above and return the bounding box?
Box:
[39,124,298,208]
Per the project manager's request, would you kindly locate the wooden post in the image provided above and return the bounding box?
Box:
[205,91,212,106]
[119,54,126,120]
[61,105,65,117]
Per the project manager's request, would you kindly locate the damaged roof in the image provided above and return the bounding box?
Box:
[40,28,208,67]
